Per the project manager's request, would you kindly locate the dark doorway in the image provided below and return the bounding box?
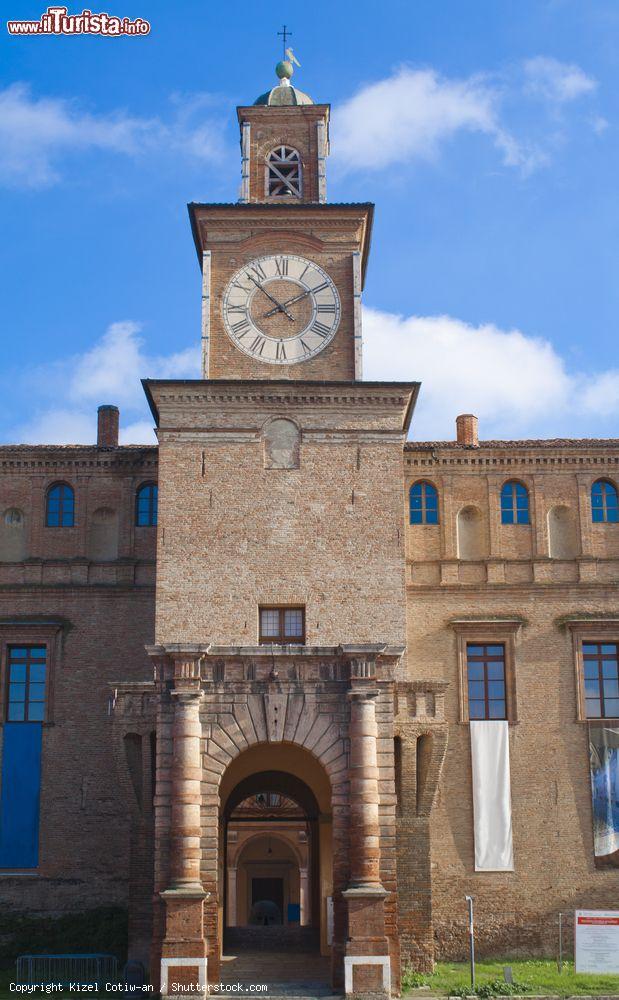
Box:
[251,877,283,925]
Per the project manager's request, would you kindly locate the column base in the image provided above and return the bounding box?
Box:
[159,887,209,996]
[343,886,391,996]
[160,957,208,998]
[344,956,391,998]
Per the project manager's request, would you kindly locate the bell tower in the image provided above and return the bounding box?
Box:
[237,58,329,204]
[145,48,418,1000]
[188,59,372,381]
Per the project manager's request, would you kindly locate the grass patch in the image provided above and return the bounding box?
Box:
[403,959,619,996]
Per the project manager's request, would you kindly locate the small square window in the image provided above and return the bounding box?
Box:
[259,606,305,644]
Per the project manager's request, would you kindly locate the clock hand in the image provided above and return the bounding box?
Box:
[264,288,311,318]
[247,274,294,321]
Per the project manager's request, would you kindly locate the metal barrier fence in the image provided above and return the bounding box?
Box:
[17,953,118,987]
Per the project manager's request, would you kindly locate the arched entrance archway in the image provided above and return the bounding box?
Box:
[218,745,334,987]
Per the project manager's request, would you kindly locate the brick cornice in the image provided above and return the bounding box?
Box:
[143,378,419,434]
[0,447,157,471]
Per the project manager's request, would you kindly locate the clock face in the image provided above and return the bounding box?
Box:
[222,254,341,365]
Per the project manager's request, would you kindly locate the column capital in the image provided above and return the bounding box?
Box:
[347,681,379,701]
[171,685,202,702]
[161,886,209,900]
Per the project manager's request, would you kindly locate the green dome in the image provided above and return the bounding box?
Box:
[254,82,314,106]
[254,59,314,106]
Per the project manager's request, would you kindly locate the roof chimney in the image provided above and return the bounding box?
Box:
[456,413,479,448]
[97,405,119,449]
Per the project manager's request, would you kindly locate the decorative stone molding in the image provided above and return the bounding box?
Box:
[449,618,522,724]
[565,618,619,721]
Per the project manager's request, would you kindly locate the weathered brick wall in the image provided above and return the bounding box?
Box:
[403,439,619,958]
[2,421,618,973]
[151,382,412,649]
[0,445,157,920]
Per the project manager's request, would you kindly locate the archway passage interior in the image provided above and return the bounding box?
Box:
[223,770,323,951]
[219,744,334,980]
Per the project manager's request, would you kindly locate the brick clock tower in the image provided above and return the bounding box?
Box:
[142,58,418,998]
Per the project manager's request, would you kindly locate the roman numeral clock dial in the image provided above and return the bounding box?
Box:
[222,254,341,364]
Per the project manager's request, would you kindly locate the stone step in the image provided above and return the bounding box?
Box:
[220,949,332,992]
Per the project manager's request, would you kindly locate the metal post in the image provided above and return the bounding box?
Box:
[558,912,563,973]
[466,895,475,990]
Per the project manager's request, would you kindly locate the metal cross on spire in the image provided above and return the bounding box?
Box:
[277,24,292,59]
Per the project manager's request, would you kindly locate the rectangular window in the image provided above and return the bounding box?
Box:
[583,642,619,719]
[6,646,47,722]
[259,606,305,644]
[466,643,507,720]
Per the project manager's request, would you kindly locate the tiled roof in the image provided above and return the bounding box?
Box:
[406,439,619,450]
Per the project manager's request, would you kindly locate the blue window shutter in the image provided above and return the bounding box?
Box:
[0,723,43,868]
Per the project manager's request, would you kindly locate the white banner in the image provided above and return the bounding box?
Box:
[470,720,514,871]
[575,910,619,973]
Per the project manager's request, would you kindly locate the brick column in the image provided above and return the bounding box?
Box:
[159,656,208,998]
[348,684,382,889]
[343,662,390,997]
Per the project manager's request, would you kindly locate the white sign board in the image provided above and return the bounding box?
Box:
[575,910,619,974]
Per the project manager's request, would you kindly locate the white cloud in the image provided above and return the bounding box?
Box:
[7,311,619,447]
[523,56,597,104]
[0,83,227,188]
[10,321,200,445]
[591,115,609,135]
[331,57,599,178]
[580,371,619,417]
[362,307,619,439]
[332,67,516,172]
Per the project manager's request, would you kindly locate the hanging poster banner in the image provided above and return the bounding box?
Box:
[588,723,619,859]
[470,720,514,871]
[575,910,619,973]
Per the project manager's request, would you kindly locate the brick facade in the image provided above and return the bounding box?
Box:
[1,67,618,998]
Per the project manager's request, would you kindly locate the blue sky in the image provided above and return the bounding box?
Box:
[0,0,617,443]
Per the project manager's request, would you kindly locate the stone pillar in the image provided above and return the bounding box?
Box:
[159,656,208,997]
[227,867,237,927]
[300,867,310,926]
[343,663,390,997]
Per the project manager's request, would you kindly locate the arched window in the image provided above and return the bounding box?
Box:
[500,481,530,525]
[591,480,619,524]
[266,146,302,197]
[409,481,439,525]
[135,483,158,527]
[46,483,74,527]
